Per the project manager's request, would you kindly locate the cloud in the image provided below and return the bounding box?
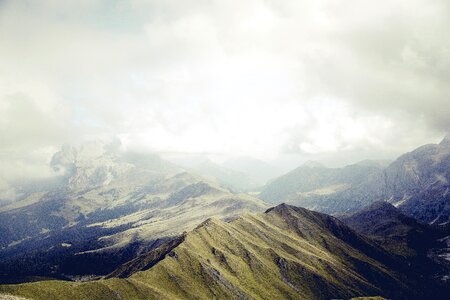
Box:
[0,0,449,183]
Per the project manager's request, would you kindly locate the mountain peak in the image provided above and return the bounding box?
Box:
[439,133,450,146]
[12,199,431,300]
[265,203,295,214]
[345,201,403,221]
[364,200,398,213]
[265,204,321,224]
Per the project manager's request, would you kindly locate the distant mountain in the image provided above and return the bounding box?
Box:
[381,136,450,224]
[163,155,282,192]
[0,142,268,279]
[259,136,450,224]
[164,156,254,192]
[2,204,446,300]
[222,156,282,188]
[259,160,383,205]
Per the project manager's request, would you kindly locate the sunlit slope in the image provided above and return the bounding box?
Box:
[0,205,417,300]
[129,205,409,299]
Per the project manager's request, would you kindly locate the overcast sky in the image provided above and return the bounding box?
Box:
[0,0,449,183]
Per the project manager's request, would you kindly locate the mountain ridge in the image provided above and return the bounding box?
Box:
[2,204,447,300]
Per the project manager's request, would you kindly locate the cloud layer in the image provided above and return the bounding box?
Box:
[0,0,449,182]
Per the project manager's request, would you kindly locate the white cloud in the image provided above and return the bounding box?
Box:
[0,0,449,182]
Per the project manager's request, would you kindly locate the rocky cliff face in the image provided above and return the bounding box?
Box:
[383,137,450,224]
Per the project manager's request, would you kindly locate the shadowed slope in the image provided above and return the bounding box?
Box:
[341,201,434,256]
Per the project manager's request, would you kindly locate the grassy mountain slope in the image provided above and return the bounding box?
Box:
[1,204,439,300]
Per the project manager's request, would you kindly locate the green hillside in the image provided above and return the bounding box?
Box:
[0,204,438,300]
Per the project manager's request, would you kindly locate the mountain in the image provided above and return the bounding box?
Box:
[259,160,383,206]
[259,136,450,224]
[222,157,283,188]
[341,201,436,257]
[341,201,450,284]
[167,155,282,191]
[163,156,254,192]
[2,204,446,300]
[0,142,268,280]
[381,136,450,224]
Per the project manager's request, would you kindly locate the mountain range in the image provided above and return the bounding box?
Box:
[260,135,450,225]
[1,137,450,299]
[0,142,267,279]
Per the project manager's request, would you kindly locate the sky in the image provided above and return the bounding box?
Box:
[0,0,449,184]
